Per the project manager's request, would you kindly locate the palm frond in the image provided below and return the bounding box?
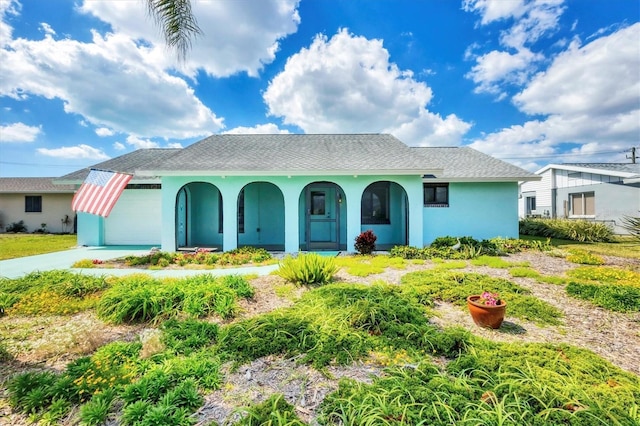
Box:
[146,0,202,61]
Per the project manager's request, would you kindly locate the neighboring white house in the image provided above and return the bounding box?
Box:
[519,163,640,234]
[0,178,76,233]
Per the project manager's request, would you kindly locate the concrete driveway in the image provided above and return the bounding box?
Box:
[0,246,279,279]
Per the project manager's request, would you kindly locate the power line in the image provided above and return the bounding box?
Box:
[498,149,628,160]
[0,160,86,168]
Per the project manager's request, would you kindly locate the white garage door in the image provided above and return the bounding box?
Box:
[105,190,162,245]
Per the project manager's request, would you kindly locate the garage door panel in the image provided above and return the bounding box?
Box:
[105,190,161,245]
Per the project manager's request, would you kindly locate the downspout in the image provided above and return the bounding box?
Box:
[550,168,557,218]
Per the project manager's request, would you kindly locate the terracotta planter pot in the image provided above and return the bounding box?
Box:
[467,295,506,329]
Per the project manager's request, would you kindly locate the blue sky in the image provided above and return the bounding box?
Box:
[0,0,638,177]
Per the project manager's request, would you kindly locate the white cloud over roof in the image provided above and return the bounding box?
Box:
[263,29,471,146]
[470,23,640,168]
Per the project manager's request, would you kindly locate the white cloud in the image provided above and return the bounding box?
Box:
[224,123,290,134]
[39,22,55,36]
[462,0,527,25]
[469,24,640,168]
[95,127,114,137]
[0,30,224,139]
[464,0,566,97]
[166,142,183,149]
[126,135,159,149]
[514,24,640,117]
[263,29,470,146]
[79,0,301,78]
[0,0,19,43]
[113,141,125,150]
[37,144,109,160]
[466,48,542,96]
[0,122,41,142]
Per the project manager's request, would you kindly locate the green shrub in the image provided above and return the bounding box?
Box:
[7,371,60,413]
[79,388,116,426]
[161,318,219,355]
[321,341,640,426]
[71,258,97,268]
[0,271,108,316]
[234,393,306,425]
[566,249,605,265]
[567,266,640,285]
[519,218,614,242]
[390,236,545,261]
[566,282,640,312]
[276,253,337,286]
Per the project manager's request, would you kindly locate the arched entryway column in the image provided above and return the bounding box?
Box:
[175,182,223,250]
[237,182,285,251]
[299,181,347,251]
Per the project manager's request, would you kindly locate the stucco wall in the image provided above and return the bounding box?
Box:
[160,175,424,253]
[0,193,74,233]
[424,182,519,244]
[555,183,639,233]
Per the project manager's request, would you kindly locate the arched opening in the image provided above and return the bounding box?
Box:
[175,182,223,250]
[361,181,408,249]
[299,181,347,251]
[237,182,285,251]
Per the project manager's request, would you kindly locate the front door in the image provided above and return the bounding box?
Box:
[306,185,340,250]
[176,187,188,248]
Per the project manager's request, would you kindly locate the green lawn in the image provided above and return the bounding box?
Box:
[0,234,77,260]
[521,235,640,259]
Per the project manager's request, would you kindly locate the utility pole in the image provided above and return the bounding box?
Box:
[627,147,637,164]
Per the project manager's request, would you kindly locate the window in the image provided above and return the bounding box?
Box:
[311,191,326,215]
[423,183,449,207]
[568,172,581,180]
[362,183,390,224]
[570,192,595,216]
[25,195,42,212]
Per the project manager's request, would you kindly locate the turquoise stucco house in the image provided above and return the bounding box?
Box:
[57,134,539,252]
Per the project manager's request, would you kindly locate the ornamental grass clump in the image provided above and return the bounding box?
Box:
[0,270,109,316]
[97,273,253,324]
[519,217,614,242]
[276,253,337,286]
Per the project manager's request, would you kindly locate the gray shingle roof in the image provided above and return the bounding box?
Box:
[413,147,539,181]
[56,148,181,183]
[139,134,443,175]
[56,135,538,182]
[0,178,75,193]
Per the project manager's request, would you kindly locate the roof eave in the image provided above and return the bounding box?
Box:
[538,164,636,178]
[137,168,444,177]
[423,176,541,183]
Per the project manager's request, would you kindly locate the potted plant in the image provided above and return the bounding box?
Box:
[467,291,506,329]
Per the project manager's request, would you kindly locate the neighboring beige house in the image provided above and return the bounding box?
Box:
[0,178,76,233]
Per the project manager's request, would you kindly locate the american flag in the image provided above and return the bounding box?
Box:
[72,169,133,217]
